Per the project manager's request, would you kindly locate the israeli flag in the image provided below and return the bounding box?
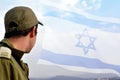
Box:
[38,16,120,77]
[37,0,120,78]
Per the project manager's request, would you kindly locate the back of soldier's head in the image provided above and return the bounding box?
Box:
[4,6,43,38]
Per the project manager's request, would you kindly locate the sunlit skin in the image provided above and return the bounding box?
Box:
[8,26,37,53]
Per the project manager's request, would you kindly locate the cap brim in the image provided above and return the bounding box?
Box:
[38,21,44,26]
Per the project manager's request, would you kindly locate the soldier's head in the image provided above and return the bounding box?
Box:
[4,6,43,52]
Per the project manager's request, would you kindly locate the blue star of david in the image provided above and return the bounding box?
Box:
[76,29,96,54]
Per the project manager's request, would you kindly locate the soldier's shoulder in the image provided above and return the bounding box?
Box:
[0,46,11,59]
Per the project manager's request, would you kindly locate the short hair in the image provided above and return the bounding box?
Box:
[4,25,38,38]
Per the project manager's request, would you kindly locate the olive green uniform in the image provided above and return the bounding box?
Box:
[0,39,29,80]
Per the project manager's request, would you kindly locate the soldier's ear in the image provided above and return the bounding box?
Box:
[30,26,36,38]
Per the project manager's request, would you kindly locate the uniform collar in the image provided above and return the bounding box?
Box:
[0,38,24,61]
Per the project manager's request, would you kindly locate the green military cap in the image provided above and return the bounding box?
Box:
[4,6,43,33]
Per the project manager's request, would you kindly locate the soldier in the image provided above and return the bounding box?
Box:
[0,6,43,80]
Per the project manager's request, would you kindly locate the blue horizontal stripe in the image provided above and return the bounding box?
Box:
[40,49,120,73]
[44,10,120,33]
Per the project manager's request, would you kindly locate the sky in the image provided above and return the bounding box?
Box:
[0,0,120,78]
[0,0,120,39]
[0,0,120,31]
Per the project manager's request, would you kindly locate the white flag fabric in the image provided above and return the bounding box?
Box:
[38,16,120,78]
[36,2,120,78]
